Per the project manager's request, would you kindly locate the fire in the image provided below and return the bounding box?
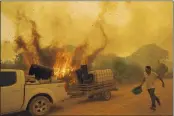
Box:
[53,43,89,79]
[13,10,107,82]
[53,46,88,81]
[53,51,73,78]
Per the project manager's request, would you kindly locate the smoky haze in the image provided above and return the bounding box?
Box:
[1,1,173,62]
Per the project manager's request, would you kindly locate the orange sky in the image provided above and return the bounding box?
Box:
[1,1,173,61]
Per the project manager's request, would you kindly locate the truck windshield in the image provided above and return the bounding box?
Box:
[0,72,17,87]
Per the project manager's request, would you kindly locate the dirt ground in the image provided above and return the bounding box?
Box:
[49,78,173,115]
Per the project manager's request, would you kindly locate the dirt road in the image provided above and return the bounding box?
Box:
[49,79,173,115]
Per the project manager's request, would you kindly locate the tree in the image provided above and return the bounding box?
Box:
[156,63,168,77]
[113,59,127,76]
[113,58,144,83]
[127,44,169,69]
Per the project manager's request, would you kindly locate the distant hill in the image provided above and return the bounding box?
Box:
[92,44,170,71]
[127,44,169,69]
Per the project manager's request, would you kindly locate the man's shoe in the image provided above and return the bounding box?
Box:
[157,100,161,106]
[150,106,156,111]
[157,101,161,106]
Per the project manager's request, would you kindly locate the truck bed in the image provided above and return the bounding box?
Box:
[25,75,64,85]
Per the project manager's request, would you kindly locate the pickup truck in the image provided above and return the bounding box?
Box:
[0,69,69,116]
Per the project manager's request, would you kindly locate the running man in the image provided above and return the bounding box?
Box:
[140,66,165,111]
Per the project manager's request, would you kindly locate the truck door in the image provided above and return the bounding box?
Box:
[0,71,24,114]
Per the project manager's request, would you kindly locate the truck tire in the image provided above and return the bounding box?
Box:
[102,91,111,101]
[28,96,51,116]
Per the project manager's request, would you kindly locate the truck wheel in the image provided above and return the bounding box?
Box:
[102,91,111,101]
[28,96,51,116]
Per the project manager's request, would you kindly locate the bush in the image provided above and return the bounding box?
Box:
[113,60,144,83]
[156,63,168,77]
[93,55,144,83]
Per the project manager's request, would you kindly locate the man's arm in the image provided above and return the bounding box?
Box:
[157,75,165,88]
[140,77,145,87]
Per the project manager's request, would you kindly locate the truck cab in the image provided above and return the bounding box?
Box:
[0,69,69,116]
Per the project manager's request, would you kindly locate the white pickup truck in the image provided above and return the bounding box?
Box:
[0,69,69,116]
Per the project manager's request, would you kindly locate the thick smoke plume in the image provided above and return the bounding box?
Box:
[14,12,66,68]
[86,2,110,68]
[87,23,108,68]
[14,35,38,70]
[71,42,88,69]
[15,35,28,51]
[14,5,109,78]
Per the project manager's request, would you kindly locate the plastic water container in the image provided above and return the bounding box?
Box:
[132,86,142,95]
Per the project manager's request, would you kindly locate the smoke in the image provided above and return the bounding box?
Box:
[2,2,172,77]
[85,2,111,68]
[71,42,88,68]
[15,35,28,51]
[14,14,34,70]
[42,46,65,67]
[87,23,108,68]
[14,35,36,70]
[2,2,172,60]
[29,19,45,65]
[13,5,107,72]
[14,11,67,68]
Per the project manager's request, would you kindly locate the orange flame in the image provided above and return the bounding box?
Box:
[53,43,88,79]
[53,51,74,78]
